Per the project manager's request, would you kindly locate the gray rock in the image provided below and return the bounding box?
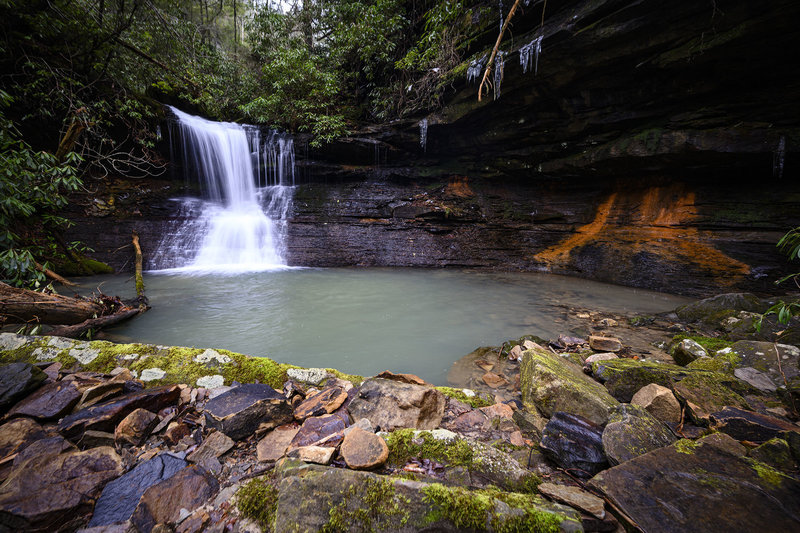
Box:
[286,368,329,385]
[671,339,708,366]
[538,482,606,519]
[602,404,676,465]
[186,431,234,463]
[540,412,608,478]
[204,383,292,440]
[589,436,800,533]
[521,347,619,425]
[675,293,765,323]
[89,453,187,527]
[0,362,47,411]
[347,378,445,431]
[733,366,777,392]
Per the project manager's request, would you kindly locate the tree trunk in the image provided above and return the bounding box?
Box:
[0,282,103,325]
[49,308,141,338]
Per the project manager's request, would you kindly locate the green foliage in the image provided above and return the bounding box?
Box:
[436,386,494,408]
[0,90,82,287]
[237,477,278,531]
[756,226,800,332]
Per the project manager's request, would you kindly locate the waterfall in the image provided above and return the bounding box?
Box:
[151,107,295,273]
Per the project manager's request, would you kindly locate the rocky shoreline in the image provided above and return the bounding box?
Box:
[0,292,799,532]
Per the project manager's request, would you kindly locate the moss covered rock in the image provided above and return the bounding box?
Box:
[601,404,676,465]
[675,293,765,324]
[521,347,619,425]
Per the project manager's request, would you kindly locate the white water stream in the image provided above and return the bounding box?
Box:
[150,107,295,272]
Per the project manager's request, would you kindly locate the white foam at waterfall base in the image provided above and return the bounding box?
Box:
[150,107,297,274]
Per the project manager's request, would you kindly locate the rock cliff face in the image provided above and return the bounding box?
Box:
[65,0,800,297]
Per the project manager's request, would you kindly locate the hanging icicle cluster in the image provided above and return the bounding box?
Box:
[520,36,543,75]
[499,0,504,32]
[419,118,428,151]
[493,51,505,100]
[774,136,786,178]
[467,55,487,84]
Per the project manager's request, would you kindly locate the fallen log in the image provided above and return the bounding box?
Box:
[49,307,141,338]
[0,282,103,325]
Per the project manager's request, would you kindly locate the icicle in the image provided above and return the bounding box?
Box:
[155,125,162,141]
[494,51,505,100]
[520,36,543,75]
[467,55,487,84]
[774,135,786,178]
[499,0,504,32]
[419,118,428,152]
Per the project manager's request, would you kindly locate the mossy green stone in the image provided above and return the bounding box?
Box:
[521,347,619,425]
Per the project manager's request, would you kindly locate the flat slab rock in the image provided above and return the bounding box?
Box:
[540,412,608,479]
[89,453,187,527]
[709,406,800,443]
[131,465,219,532]
[589,437,800,533]
[204,383,292,440]
[602,404,676,466]
[0,362,47,410]
[6,380,81,420]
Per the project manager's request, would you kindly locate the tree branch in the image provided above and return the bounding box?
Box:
[478,0,522,102]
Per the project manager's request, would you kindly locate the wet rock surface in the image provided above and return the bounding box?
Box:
[0,285,799,533]
[203,383,292,440]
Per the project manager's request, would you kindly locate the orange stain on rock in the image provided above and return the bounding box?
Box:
[535,185,750,281]
[444,176,474,198]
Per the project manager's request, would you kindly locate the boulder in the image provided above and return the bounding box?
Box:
[750,438,798,472]
[0,362,47,411]
[709,407,800,443]
[203,383,292,440]
[5,380,81,420]
[675,293,764,323]
[58,385,180,441]
[589,435,800,533]
[540,412,608,478]
[730,341,800,387]
[591,359,693,403]
[115,408,158,446]
[293,385,348,421]
[521,347,619,425]
[340,427,389,470]
[187,430,234,464]
[602,404,676,465]
[257,425,301,462]
[290,414,346,448]
[538,482,606,519]
[0,446,123,531]
[671,339,708,366]
[630,383,682,423]
[89,453,187,527]
[672,373,754,423]
[347,378,445,431]
[273,461,580,533]
[588,336,622,352]
[131,465,219,532]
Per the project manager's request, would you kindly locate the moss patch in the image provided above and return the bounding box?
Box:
[422,484,567,533]
[674,439,699,455]
[746,458,787,487]
[386,429,474,468]
[237,476,279,532]
[436,386,493,408]
[321,477,410,533]
[670,335,733,355]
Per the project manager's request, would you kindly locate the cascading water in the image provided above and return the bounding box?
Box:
[151,107,295,272]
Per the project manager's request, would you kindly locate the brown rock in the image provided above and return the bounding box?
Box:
[0,446,123,531]
[187,431,234,463]
[257,425,300,462]
[290,414,346,448]
[583,353,619,367]
[374,371,429,386]
[475,359,495,372]
[58,385,181,441]
[539,482,606,519]
[286,445,335,465]
[588,335,622,352]
[131,466,219,532]
[164,422,191,445]
[0,418,45,481]
[479,402,514,420]
[630,383,682,424]
[42,362,61,382]
[293,386,348,421]
[203,383,292,440]
[340,427,389,470]
[446,409,491,434]
[74,381,126,412]
[115,408,159,446]
[482,372,508,388]
[508,345,523,361]
[709,407,799,443]
[7,380,82,420]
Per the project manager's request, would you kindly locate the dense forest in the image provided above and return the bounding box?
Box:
[1,0,514,286]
